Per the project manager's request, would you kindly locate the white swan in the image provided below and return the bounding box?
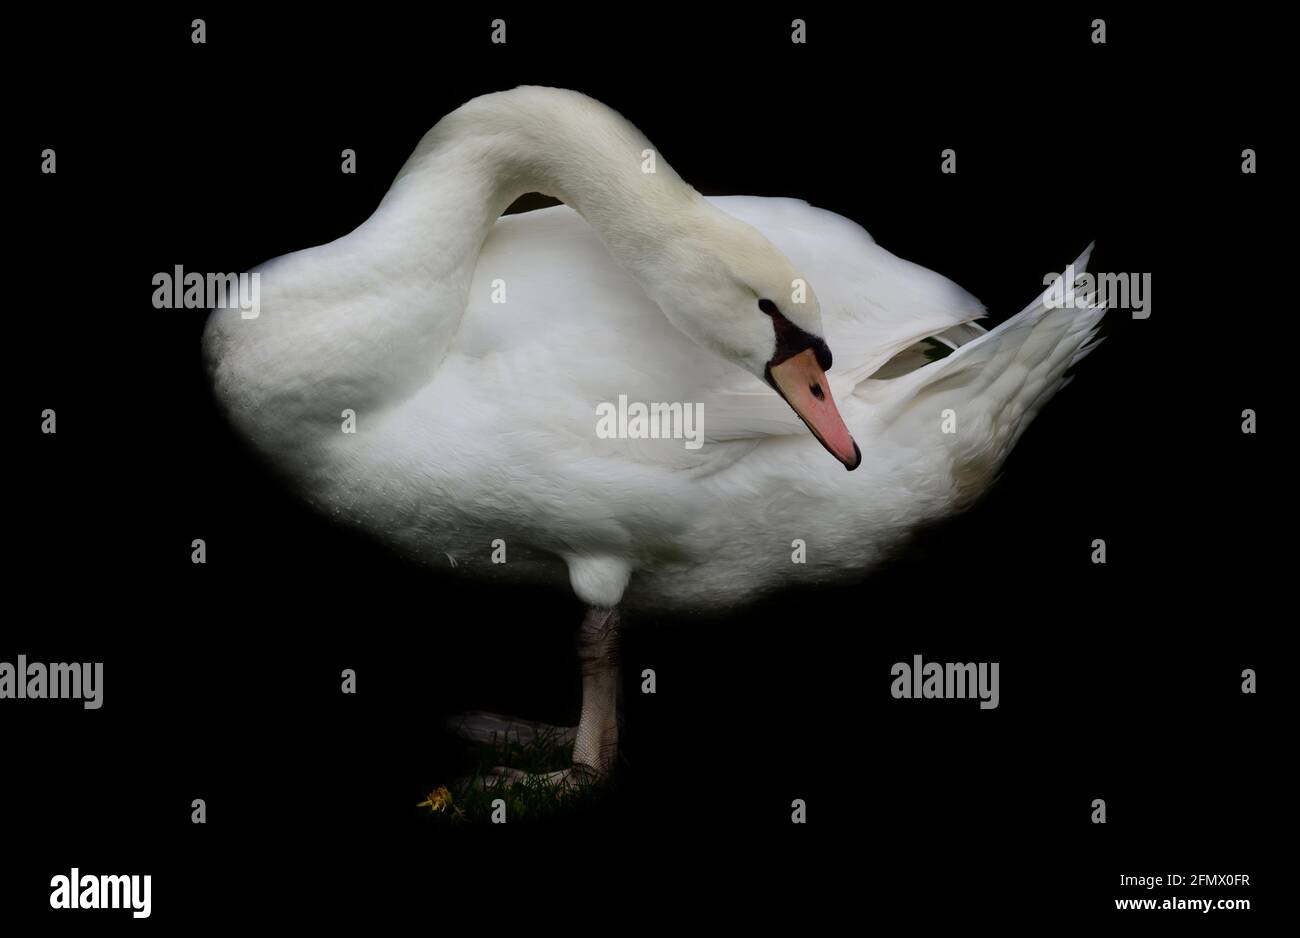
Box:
[203,87,1105,783]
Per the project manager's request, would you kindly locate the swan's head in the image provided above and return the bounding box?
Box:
[653,212,861,470]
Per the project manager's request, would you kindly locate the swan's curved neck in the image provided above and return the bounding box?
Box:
[383,89,700,276]
[312,88,703,407]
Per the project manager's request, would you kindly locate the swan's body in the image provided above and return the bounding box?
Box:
[204,87,1104,781]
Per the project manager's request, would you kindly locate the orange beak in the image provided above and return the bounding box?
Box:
[767,348,861,471]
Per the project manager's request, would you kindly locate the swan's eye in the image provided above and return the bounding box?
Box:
[758,299,779,316]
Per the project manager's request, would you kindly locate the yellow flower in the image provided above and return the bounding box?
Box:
[417,786,453,812]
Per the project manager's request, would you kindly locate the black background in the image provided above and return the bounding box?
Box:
[8,7,1281,929]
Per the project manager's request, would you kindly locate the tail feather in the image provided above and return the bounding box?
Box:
[869,245,1106,497]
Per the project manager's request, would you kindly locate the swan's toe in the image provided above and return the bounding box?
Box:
[476,765,600,791]
[446,710,577,747]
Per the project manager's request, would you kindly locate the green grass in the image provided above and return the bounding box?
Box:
[419,725,611,824]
